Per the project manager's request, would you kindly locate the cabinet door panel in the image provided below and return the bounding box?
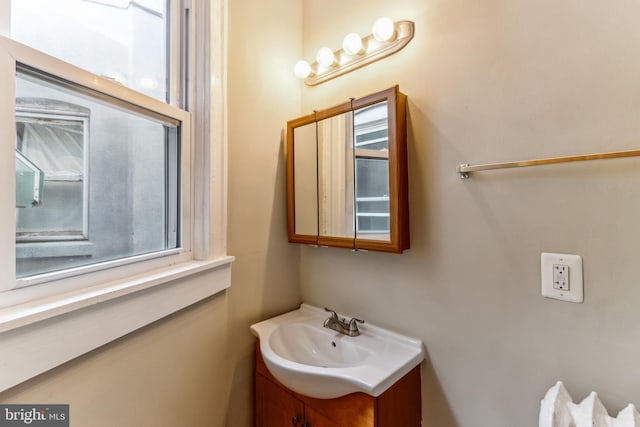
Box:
[317,110,355,241]
[256,374,304,427]
[304,393,375,427]
[292,119,318,238]
[305,406,341,427]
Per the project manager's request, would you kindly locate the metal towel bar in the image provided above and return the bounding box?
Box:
[457,149,640,179]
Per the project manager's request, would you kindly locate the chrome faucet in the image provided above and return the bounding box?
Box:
[323,308,364,337]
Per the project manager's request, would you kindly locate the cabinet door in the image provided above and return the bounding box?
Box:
[256,374,304,427]
[304,396,375,427]
[305,406,341,427]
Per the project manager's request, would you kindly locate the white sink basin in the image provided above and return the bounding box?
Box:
[250,304,425,399]
[269,322,374,368]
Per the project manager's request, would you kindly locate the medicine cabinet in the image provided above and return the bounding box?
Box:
[286,86,409,253]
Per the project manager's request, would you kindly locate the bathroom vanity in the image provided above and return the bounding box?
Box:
[255,343,421,427]
[251,304,424,426]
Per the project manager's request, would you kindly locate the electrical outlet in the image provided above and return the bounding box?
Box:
[541,253,583,303]
[553,264,569,290]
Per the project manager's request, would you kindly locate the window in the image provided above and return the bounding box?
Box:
[11,0,170,101]
[5,0,184,284]
[0,0,231,393]
[354,101,390,237]
[15,67,180,279]
[16,99,89,243]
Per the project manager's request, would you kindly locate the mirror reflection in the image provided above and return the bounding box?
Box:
[293,121,318,236]
[318,111,354,239]
[354,101,390,241]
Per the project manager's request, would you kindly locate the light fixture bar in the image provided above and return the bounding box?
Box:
[303,20,415,86]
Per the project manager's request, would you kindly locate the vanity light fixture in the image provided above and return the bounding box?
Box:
[293,17,414,86]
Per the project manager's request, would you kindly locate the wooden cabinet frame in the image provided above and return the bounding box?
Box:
[286,86,409,253]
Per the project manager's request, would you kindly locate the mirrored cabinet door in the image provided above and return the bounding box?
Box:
[354,100,390,242]
[287,113,318,244]
[316,103,355,248]
[352,87,408,253]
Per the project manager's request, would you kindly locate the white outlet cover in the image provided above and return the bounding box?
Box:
[541,253,583,303]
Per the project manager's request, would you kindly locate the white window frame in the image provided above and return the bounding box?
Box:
[0,0,232,392]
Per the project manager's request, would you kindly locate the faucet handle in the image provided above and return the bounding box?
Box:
[324,307,338,319]
[348,317,364,334]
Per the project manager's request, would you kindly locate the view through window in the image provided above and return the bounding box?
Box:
[11,0,169,101]
[10,0,182,280]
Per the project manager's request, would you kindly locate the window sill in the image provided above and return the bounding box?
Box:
[0,255,234,392]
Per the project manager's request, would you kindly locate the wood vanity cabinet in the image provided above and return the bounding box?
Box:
[255,342,421,427]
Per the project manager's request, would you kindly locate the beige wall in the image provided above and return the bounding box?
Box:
[225,0,303,424]
[299,0,640,425]
[0,1,303,426]
[0,275,234,427]
[5,0,640,426]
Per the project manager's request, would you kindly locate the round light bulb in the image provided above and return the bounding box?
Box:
[293,60,311,79]
[372,17,395,42]
[316,47,336,68]
[342,33,363,56]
